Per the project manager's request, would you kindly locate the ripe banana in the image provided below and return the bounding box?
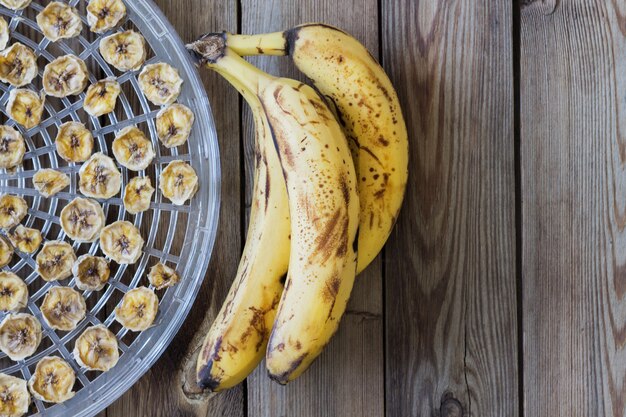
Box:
[189,38,359,384]
[224,24,408,273]
[191,47,290,391]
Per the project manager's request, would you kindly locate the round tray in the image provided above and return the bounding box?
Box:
[0,1,220,415]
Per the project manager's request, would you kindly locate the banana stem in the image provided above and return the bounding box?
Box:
[226,32,288,56]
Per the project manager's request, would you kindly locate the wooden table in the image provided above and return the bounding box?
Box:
[101,0,622,416]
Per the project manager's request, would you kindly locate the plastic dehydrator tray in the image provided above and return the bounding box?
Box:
[0,0,220,415]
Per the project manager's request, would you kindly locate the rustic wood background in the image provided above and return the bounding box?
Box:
[100,0,626,416]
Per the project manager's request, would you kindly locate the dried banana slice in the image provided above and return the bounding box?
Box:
[114,287,158,331]
[0,17,9,51]
[79,152,122,199]
[99,30,146,72]
[36,2,82,42]
[60,197,105,242]
[0,43,37,87]
[9,225,42,254]
[28,356,75,403]
[0,313,42,361]
[0,272,27,312]
[138,63,183,106]
[156,104,195,148]
[123,176,154,215]
[112,126,155,171]
[6,89,45,130]
[72,254,110,291]
[159,160,198,205]
[55,121,94,163]
[0,0,31,10]
[0,373,30,417]
[0,195,27,230]
[40,287,86,331]
[0,126,25,170]
[147,263,179,290]
[83,77,121,117]
[0,236,13,268]
[87,0,126,34]
[33,169,70,198]
[36,241,76,282]
[42,55,89,98]
[73,325,119,371]
[99,220,144,264]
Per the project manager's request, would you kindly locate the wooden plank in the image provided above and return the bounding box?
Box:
[105,0,245,416]
[241,2,384,417]
[382,1,518,416]
[520,1,626,415]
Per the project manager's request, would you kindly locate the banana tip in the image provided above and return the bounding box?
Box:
[196,363,222,392]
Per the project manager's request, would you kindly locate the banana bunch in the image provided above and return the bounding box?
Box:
[188,22,407,390]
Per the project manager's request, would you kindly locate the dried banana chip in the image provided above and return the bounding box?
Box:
[79,152,122,199]
[0,0,31,10]
[40,287,86,331]
[0,272,27,312]
[0,313,42,361]
[0,43,37,87]
[123,176,154,214]
[43,55,89,97]
[36,240,76,282]
[159,160,198,205]
[0,17,9,51]
[9,225,42,254]
[28,356,75,403]
[138,63,183,106]
[0,194,27,230]
[36,2,82,42]
[0,373,30,417]
[73,324,119,371]
[83,77,121,117]
[72,254,110,291]
[0,236,13,268]
[6,89,45,130]
[99,30,146,72]
[99,220,144,264]
[147,262,179,290]
[87,0,126,34]
[114,287,158,331]
[33,169,70,198]
[0,126,25,170]
[112,126,155,171]
[156,103,195,148]
[55,121,94,163]
[60,197,105,242]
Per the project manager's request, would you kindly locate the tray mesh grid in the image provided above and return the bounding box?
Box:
[0,1,220,415]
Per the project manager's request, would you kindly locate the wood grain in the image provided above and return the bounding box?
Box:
[382,0,518,416]
[105,1,245,416]
[240,1,384,417]
[521,1,626,415]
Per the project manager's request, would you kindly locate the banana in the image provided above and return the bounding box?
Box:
[0,0,30,10]
[147,262,179,290]
[0,373,30,417]
[72,254,110,291]
[9,225,41,254]
[6,89,45,130]
[35,240,76,282]
[114,287,158,331]
[87,0,126,34]
[0,272,27,312]
[0,43,37,87]
[0,125,25,170]
[99,30,146,72]
[223,24,409,273]
[36,2,82,42]
[28,356,75,403]
[112,126,155,171]
[189,40,359,384]
[123,176,154,214]
[42,55,89,98]
[0,313,42,361]
[84,77,121,117]
[159,160,198,205]
[73,324,119,371]
[0,195,27,230]
[60,197,105,242]
[156,103,195,148]
[79,152,122,199]
[0,17,9,51]
[55,121,94,163]
[99,220,144,264]
[40,287,86,331]
[138,63,183,106]
[33,169,70,198]
[0,236,13,268]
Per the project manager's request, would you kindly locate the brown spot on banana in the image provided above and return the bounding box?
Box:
[268,353,308,385]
